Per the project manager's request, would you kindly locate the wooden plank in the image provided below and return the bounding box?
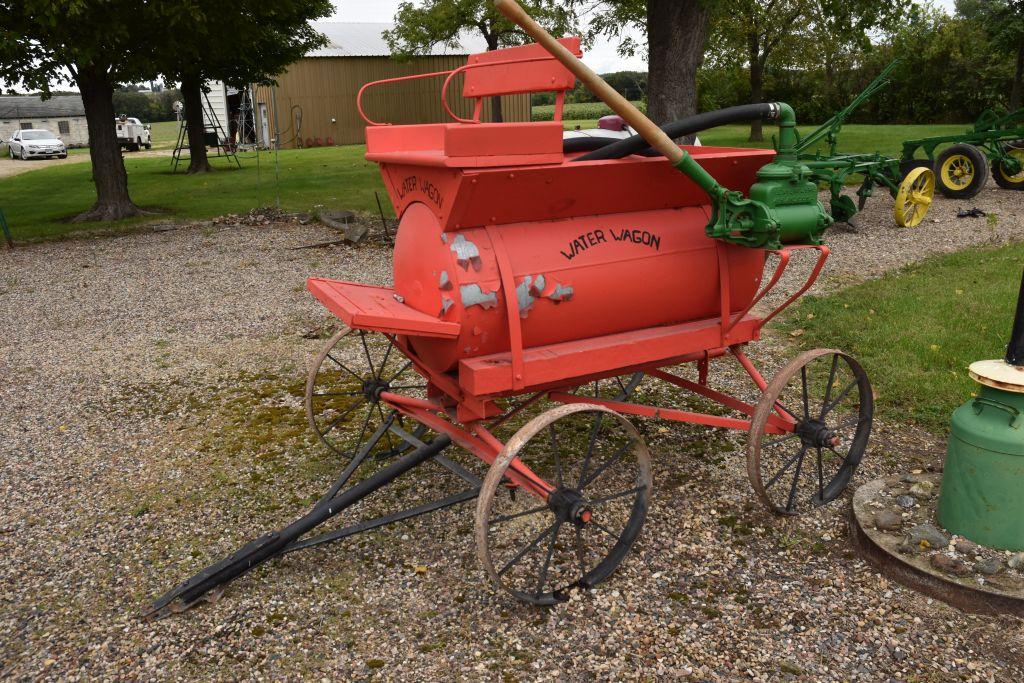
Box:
[307,278,461,339]
[458,316,761,396]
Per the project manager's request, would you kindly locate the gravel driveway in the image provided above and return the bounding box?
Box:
[2,184,1023,681]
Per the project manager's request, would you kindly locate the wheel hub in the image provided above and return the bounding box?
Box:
[795,418,840,448]
[361,377,390,401]
[547,488,592,526]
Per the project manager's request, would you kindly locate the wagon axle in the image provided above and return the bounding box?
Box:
[795,418,842,449]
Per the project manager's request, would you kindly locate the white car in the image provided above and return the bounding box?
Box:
[8,129,68,160]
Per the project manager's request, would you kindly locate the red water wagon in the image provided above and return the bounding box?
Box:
[148,37,873,616]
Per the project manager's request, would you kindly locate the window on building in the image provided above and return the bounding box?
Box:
[20,122,32,130]
[58,121,70,135]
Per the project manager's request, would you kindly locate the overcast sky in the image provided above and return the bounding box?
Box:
[332,0,960,73]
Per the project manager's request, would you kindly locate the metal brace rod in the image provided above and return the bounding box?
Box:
[285,487,479,553]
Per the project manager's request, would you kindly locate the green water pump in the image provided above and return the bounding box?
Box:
[937,271,1024,551]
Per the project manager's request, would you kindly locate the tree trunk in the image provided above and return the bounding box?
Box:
[180,75,212,174]
[748,48,765,142]
[72,65,142,222]
[646,0,711,141]
[1012,41,1024,111]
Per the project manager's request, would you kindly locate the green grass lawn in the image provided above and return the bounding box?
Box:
[782,242,1024,433]
[2,145,388,241]
[0,122,971,242]
[148,120,182,151]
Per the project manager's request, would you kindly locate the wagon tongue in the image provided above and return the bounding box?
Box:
[143,434,455,619]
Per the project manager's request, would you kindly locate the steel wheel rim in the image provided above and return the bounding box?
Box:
[1000,148,1024,183]
[305,327,428,460]
[941,154,974,189]
[894,167,933,228]
[747,349,873,516]
[475,403,652,605]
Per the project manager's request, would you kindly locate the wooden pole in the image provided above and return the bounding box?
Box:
[493,0,683,164]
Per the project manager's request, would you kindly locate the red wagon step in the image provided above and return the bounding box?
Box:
[307,278,460,339]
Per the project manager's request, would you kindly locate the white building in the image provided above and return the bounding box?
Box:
[0,95,89,147]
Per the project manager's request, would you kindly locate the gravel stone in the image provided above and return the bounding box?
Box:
[930,553,971,576]
[896,494,917,509]
[976,557,1005,576]
[906,524,950,551]
[873,510,904,531]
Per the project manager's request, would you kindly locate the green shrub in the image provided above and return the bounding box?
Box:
[532,100,645,122]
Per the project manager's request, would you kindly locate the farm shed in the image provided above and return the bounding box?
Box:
[0,95,88,147]
[251,22,532,147]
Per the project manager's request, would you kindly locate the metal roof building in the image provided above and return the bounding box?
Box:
[250,21,528,147]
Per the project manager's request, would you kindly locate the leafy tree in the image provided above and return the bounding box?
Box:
[385,0,576,122]
[708,0,815,141]
[957,0,1024,108]
[160,1,330,173]
[0,0,167,220]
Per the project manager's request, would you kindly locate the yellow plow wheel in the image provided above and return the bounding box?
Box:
[894,166,934,228]
[940,153,974,191]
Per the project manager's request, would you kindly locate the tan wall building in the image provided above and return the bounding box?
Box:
[251,22,530,148]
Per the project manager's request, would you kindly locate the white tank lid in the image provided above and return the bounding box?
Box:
[969,359,1024,393]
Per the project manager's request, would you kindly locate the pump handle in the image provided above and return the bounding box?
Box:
[493,0,684,164]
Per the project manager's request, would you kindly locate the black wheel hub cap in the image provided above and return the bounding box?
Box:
[796,418,839,448]
[361,378,390,401]
[547,488,592,527]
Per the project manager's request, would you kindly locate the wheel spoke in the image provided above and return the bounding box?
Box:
[313,391,363,398]
[822,379,858,417]
[489,503,550,526]
[386,360,413,384]
[801,365,810,419]
[575,526,586,575]
[534,522,562,597]
[319,399,367,437]
[359,331,376,378]
[816,446,824,501]
[376,339,394,380]
[587,484,645,507]
[549,424,564,488]
[579,439,632,490]
[589,520,619,540]
[785,447,808,512]
[576,411,606,489]
[375,403,398,455]
[497,522,558,577]
[348,404,376,458]
[765,447,805,490]
[820,354,839,419]
[326,353,362,382]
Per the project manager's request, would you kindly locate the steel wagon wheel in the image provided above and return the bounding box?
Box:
[747,349,873,516]
[305,326,428,460]
[475,403,652,605]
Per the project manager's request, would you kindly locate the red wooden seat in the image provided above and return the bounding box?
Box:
[307,278,461,339]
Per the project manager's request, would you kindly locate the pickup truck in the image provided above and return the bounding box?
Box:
[115,116,152,151]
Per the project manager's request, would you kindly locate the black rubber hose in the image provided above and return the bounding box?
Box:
[571,103,778,162]
[562,135,658,156]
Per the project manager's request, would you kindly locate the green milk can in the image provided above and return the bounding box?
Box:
[937,270,1024,551]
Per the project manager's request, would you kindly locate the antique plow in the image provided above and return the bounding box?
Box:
[902,107,1024,198]
[145,0,874,616]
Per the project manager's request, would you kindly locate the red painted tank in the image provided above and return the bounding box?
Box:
[357,39,775,378]
[369,141,774,374]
